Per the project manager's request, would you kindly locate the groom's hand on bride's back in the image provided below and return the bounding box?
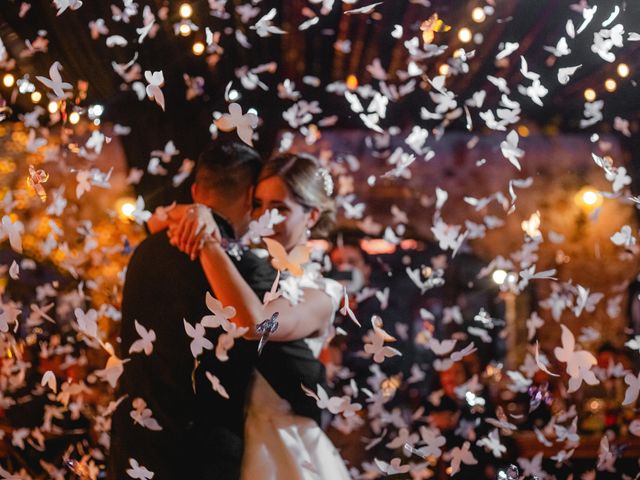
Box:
[167,204,221,259]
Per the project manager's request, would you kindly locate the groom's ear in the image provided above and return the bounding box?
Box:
[244,185,255,208]
[191,183,199,202]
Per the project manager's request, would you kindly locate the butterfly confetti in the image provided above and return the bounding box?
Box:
[263,237,310,277]
[215,102,259,146]
[144,70,165,111]
[420,13,451,44]
[128,320,156,356]
[36,61,72,99]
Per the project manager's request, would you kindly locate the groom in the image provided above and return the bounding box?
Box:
[109,141,279,479]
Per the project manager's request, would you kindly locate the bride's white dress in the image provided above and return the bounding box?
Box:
[240,272,351,480]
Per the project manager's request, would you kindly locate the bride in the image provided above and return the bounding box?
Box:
[168,152,351,480]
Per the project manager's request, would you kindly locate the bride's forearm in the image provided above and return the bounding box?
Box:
[199,241,334,342]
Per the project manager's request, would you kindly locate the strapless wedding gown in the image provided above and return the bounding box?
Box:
[240,276,351,480]
[240,372,351,479]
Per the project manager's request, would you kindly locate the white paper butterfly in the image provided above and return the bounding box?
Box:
[131,196,152,225]
[416,426,446,458]
[477,429,506,457]
[36,61,72,99]
[500,130,524,170]
[126,458,154,480]
[301,383,345,414]
[75,307,98,338]
[447,441,478,475]
[183,320,213,358]
[201,292,236,329]
[130,398,162,431]
[623,371,640,406]
[0,215,24,254]
[554,324,599,392]
[41,370,57,393]
[215,103,259,146]
[373,457,410,475]
[250,8,287,37]
[339,285,361,327]
[557,64,582,85]
[611,225,636,248]
[518,452,544,478]
[144,70,165,111]
[129,320,156,356]
[428,338,457,356]
[241,208,285,245]
[53,0,83,15]
[363,330,402,363]
[263,237,310,277]
[205,371,230,399]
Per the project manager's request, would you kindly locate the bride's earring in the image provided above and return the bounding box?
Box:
[305,227,311,238]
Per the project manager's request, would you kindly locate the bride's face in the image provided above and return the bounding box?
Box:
[252,176,312,251]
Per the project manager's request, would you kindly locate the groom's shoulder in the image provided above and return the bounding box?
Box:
[131,231,176,259]
[126,232,193,278]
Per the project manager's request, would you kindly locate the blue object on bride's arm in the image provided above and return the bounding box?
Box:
[256,312,279,355]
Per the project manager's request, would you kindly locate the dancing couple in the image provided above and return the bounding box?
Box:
[109,141,351,479]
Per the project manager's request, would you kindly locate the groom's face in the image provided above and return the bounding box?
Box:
[234,184,255,235]
[191,181,254,236]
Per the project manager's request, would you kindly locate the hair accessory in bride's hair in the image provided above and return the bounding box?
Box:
[317,167,333,196]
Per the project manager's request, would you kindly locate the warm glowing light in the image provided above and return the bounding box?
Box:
[584,88,596,102]
[400,239,418,250]
[179,23,191,36]
[588,398,604,412]
[517,125,530,137]
[88,104,104,119]
[604,78,617,92]
[438,64,450,76]
[582,191,598,205]
[179,3,193,18]
[346,74,358,90]
[30,91,42,103]
[69,111,80,125]
[492,269,508,285]
[617,63,630,78]
[458,27,472,43]
[420,14,450,44]
[48,101,59,114]
[192,41,205,55]
[360,239,396,255]
[381,375,401,398]
[3,73,15,88]
[575,186,603,212]
[471,7,486,23]
[117,197,137,221]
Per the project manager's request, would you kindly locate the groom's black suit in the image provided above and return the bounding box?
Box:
[109,214,325,480]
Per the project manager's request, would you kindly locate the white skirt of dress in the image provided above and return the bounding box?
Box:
[240,372,351,480]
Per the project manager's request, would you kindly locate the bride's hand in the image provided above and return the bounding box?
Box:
[147,203,191,234]
[167,204,221,260]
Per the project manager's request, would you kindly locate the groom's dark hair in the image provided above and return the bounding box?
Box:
[194,140,263,196]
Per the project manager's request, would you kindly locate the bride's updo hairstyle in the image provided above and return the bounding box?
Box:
[258,152,336,238]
